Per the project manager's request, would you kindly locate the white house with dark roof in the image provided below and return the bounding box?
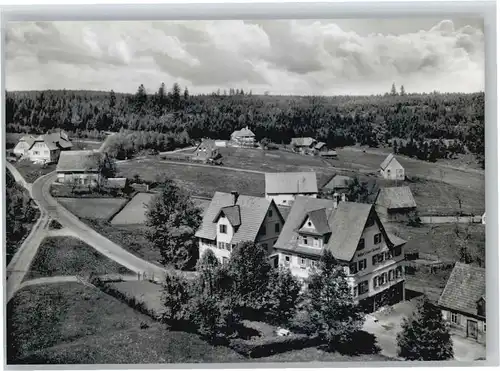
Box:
[230,127,256,147]
[13,131,72,164]
[265,172,318,206]
[380,153,405,180]
[438,263,486,344]
[195,191,285,264]
[272,196,407,312]
[375,186,417,222]
[56,150,111,187]
[322,174,352,194]
[192,139,221,162]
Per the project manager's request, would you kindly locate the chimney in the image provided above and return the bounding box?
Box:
[231,191,239,205]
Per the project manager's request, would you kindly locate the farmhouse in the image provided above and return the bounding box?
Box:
[192,139,221,162]
[290,137,317,154]
[265,172,318,206]
[374,186,417,222]
[438,263,486,344]
[272,196,407,312]
[230,127,256,147]
[380,153,405,180]
[56,150,112,187]
[13,131,73,164]
[322,174,352,194]
[195,191,285,264]
[314,141,327,153]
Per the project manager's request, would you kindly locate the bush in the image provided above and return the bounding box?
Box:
[407,211,422,227]
[48,220,63,230]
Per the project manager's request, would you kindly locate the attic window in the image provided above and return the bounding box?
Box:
[307,221,312,227]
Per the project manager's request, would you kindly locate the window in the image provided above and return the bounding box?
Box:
[33,151,39,155]
[284,255,291,265]
[268,210,273,217]
[353,286,358,297]
[303,237,308,245]
[374,233,382,244]
[393,246,402,257]
[396,266,403,278]
[373,277,378,289]
[218,242,224,249]
[358,259,367,271]
[388,269,395,281]
[385,251,392,260]
[219,224,227,234]
[381,272,387,285]
[357,238,365,250]
[300,258,306,268]
[372,253,383,265]
[451,312,459,324]
[307,221,312,227]
[260,226,267,235]
[349,263,358,275]
[275,223,280,233]
[483,323,486,332]
[358,281,369,295]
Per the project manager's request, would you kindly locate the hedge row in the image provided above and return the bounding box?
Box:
[229,334,322,358]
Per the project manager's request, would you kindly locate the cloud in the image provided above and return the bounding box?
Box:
[5,19,484,95]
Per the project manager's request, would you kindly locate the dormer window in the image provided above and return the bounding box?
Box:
[219,225,227,234]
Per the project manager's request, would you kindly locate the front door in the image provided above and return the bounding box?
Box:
[467,320,478,340]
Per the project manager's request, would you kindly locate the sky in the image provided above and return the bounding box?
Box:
[5,18,484,96]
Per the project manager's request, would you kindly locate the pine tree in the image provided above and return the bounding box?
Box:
[397,297,454,361]
[393,139,399,154]
[306,250,365,350]
[172,83,181,110]
[400,85,406,96]
[133,84,147,113]
[183,87,189,101]
[390,83,397,96]
[145,179,202,269]
[109,90,116,109]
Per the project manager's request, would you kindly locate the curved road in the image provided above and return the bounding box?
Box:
[32,171,167,282]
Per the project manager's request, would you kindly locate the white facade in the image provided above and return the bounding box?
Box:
[380,158,405,180]
[57,172,102,186]
[13,141,31,156]
[266,192,318,207]
[276,218,405,303]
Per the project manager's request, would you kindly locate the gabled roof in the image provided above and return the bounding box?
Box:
[299,208,331,235]
[195,192,275,244]
[380,153,403,170]
[19,135,37,148]
[375,186,417,209]
[438,263,485,317]
[322,174,352,191]
[314,142,326,150]
[27,131,73,151]
[275,197,404,261]
[56,150,103,172]
[265,172,318,195]
[213,205,241,228]
[277,205,291,221]
[231,127,255,138]
[291,137,316,147]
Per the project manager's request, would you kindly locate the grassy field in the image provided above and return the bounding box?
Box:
[387,223,485,264]
[111,193,156,225]
[7,283,245,364]
[14,160,56,183]
[84,219,162,266]
[117,159,266,198]
[26,237,132,280]
[57,197,129,220]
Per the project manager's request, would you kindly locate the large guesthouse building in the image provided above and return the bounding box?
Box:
[195,191,285,263]
[272,196,407,312]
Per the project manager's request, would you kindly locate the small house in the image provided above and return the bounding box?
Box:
[314,142,327,153]
[56,150,111,187]
[195,191,285,264]
[265,172,318,206]
[13,131,73,164]
[322,174,352,194]
[380,153,405,180]
[374,186,417,222]
[438,263,486,344]
[192,139,221,162]
[230,127,256,147]
[272,196,407,312]
[290,137,317,154]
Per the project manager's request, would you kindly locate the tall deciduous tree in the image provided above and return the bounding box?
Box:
[347,176,370,203]
[306,250,365,350]
[145,179,202,269]
[227,241,272,311]
[264,267,302,326]
[397,297,454,361]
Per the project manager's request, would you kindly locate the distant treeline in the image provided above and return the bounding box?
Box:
[6,84,485,166]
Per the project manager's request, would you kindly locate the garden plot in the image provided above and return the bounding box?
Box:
[57,197,128,220]
[111,193,155,225]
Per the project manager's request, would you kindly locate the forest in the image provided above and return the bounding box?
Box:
[5,83,485,166]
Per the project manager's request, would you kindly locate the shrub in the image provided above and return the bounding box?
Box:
[48,220,63,230]
[407,210,422,227]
